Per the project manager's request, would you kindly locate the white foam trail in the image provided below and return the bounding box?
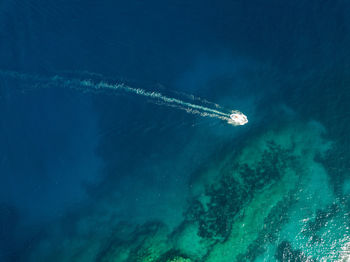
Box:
[0,70,246,125]
[173,90,223,109]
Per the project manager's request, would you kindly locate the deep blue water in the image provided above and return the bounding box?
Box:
[1,1,350,261]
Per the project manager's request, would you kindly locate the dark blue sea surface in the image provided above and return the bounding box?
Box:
[1,0,350,261]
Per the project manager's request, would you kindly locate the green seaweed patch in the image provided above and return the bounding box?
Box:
[318,142,350,196]
[205,165,299,262]
[239,141,296,192]
[184,141,296,243]
[186,177,248,241]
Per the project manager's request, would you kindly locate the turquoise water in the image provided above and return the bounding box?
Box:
[1,0,350,261]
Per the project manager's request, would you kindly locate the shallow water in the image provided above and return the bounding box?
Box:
[1,0,350,261]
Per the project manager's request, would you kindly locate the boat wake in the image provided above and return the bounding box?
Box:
[0,70,248,126]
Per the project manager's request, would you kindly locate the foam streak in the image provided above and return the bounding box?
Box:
[0,70,247,125]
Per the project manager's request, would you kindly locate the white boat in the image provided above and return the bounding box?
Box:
[228,111,248,126]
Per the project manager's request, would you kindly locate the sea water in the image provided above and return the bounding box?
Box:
[1,0,349,261]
